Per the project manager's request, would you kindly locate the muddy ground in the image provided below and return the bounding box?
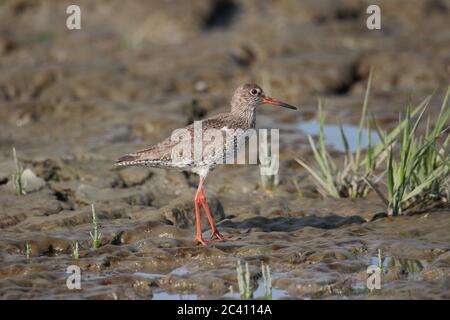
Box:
[0,0,449,299]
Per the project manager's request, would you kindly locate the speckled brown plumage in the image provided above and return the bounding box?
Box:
[116,112,255,169]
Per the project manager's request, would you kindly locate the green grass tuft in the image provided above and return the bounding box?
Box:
[296,69,449,214]
[365,86,449,215]
[296,70,380,198]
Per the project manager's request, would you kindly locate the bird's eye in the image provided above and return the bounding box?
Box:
[250,88,260,96]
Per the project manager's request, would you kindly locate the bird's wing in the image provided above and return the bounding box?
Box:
[116,115,230,167]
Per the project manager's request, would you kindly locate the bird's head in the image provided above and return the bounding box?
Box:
[231,83,297,113]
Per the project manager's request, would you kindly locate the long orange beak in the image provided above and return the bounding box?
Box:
[262,96,297,110]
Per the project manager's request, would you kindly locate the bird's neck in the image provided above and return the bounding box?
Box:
[230,107,256,128]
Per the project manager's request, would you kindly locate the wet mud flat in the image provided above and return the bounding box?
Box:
[0,0,450,299]
[1,184,450,300]
[1,157,449,299]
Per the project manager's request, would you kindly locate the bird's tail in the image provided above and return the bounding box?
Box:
[115,154,139,166]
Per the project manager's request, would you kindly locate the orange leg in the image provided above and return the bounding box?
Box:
[194,177,212,245]
[194,178,238,244]
[194,195,211,245]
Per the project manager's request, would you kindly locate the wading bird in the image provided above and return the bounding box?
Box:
[116,84,297,245]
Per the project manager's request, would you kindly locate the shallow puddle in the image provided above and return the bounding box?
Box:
[134,272,164,279]
[170,267,190,276]
[152,292,198,300]
[298,120,381,152]
[249,283,289,300]
[134,267,189,280]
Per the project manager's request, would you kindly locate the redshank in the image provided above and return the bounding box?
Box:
[116,84,297,245]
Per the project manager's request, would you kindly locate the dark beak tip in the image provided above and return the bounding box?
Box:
[280,102,298,110]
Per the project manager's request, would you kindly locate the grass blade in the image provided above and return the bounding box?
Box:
[355,67,373,168]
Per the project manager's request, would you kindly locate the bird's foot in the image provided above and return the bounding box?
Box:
[195,236,213,246]
[210,230,239,242]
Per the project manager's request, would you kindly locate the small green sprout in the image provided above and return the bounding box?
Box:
[377,248,383,273]
[25,241,31,260]
[12,147,26,196]
[260,139,279,191]
[89,204,102,249]
[261,262,272,299]
[237,260,253,299]
[72,241,80,260]
[291,179,304,198]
